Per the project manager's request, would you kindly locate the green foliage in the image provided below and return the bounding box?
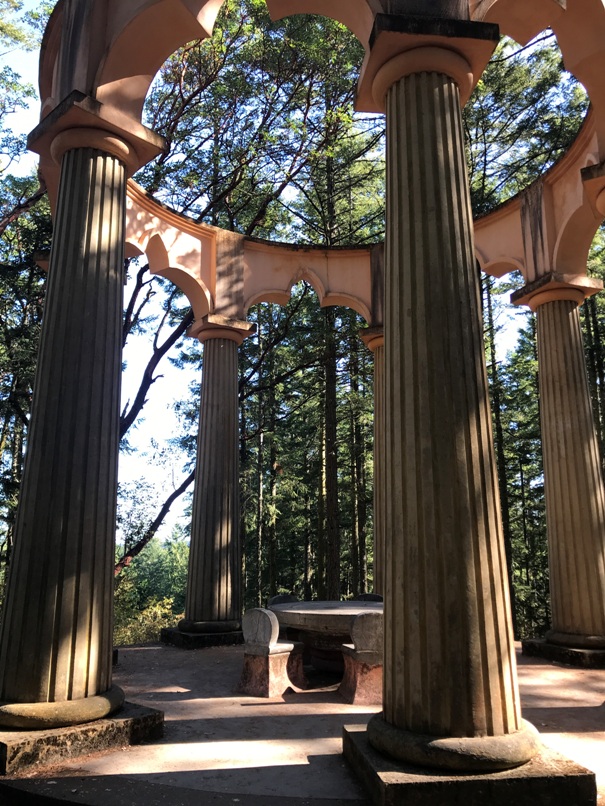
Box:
[465,35,588,215]
[582,225,605,464]
[0,0,31,53]
[0,173,50,592]
[0,2,594,639]
[0,0,55,53]
[138,0,381,240]
[501,317,550,637]
[238,286,374,606]
[483,276,550,638]
[0,67,35,170]
[114,532,189,645]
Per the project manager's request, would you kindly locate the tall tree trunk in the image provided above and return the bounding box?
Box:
[349,404,360,596]
[255,427,264,606]
[267,309,278,597]
[253,308,265,606]
[355,408,367,594]
[324,307,340,599]
[317,412,327,599]
[584,296,605,471]
[484,275,518,636]
[304,493,312,599]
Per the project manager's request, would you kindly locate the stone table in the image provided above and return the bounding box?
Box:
[269,601,383,673]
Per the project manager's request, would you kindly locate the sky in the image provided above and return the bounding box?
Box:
[2,0,527,545]
[2,1,194,542]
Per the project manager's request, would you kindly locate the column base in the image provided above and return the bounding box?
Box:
[522,638,605,669]
[366,713,540,773]
[343,725,596,806]
[160,626,243,649]
[0,701,163,774]
[546,630,605,649]
[0,685,124,730]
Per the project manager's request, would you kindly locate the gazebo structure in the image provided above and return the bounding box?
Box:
[0,0,604,802]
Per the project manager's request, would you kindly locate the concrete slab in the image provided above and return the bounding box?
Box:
[0,776,367,806]
[343,725,596,806]
[0,642,601,805]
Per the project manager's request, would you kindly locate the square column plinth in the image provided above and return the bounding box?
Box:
[522,639,605,669]
[343,726,596,806]
[0,702,163,775]
[160,627,243,649]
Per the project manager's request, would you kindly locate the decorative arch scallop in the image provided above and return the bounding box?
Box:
[553,206,603,276]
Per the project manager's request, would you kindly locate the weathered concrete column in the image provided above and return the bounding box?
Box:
[359,32,539,771]
[178,316,254,641]
[0,129,136,728]
[360,328,385,596]
[513,277,605,666]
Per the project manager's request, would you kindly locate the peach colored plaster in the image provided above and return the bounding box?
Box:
[125,183,215,321]
[474,111,603,282]
[126,182,374,324]
[125,105,602,323]
[471,0,565,46]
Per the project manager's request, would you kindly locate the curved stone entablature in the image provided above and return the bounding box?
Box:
[124,103,603,330]
[474,109,604,283]
[126,182,378,326]
[243,239,374,323]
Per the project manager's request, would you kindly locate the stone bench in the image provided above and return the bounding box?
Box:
[237,608,306,698]
[338,611,383,705]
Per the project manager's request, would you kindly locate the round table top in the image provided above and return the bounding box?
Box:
[269,600,382,633]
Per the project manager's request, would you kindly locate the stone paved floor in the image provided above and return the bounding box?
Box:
[1,642,603,805]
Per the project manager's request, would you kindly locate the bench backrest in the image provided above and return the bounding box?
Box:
[351,611,383,653]
[242,607,279,648]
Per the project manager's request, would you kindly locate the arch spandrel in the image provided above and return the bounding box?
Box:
[96,0,226,120]
[320,294,372,323]
[474,199,525,279]
[40,0,222,124]
[551,3,605,152]
[125,185,216,319]
[482,257,525,279]
[553,206,603,277]
[41,0,375,129]
[243,241,374,325]
[471,0,565,45]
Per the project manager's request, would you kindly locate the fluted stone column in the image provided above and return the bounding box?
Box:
[361,328,385,596]
[0,129,134,728]
[532,287,605,651]
[366,48,538,771]
[179,318,253,637]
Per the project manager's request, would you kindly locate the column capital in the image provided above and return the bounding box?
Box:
[511,273,603,312]
[356,15,499,112]
[189,314,256,345]
[28,90,165,189]
[50,128,138,174]
[359,326,384,352]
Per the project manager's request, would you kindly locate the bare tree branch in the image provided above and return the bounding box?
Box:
[0,182,47,237]
[120,309,194,438]
[114,469,195,576]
